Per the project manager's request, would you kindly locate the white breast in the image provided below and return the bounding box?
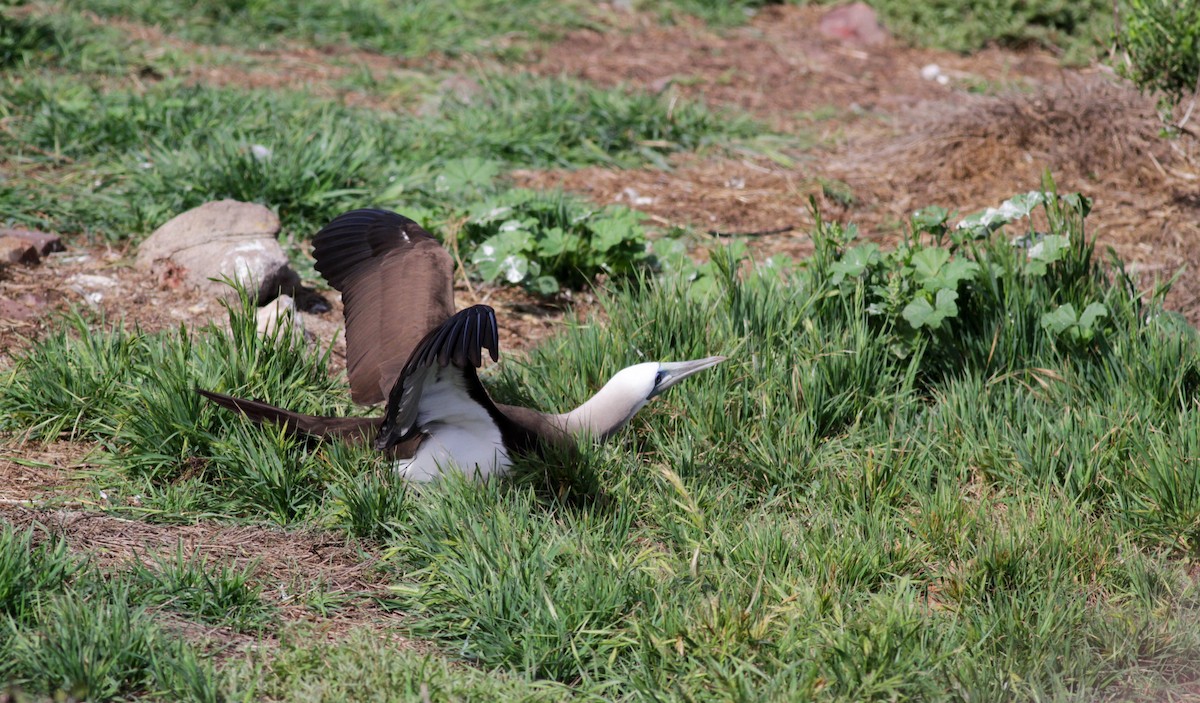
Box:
[391,369,511,482]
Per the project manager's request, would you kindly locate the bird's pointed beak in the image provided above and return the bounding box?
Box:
[649,355,726,398]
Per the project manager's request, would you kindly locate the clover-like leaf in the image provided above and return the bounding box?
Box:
[902,288,959,330]
[1041,302,1107,344]
[911,248,950,283]
[1041,303,1079,335]
[830,243,881,284]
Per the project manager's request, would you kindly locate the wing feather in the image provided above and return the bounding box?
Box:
[312,209,455,405]
[375,305,500,450]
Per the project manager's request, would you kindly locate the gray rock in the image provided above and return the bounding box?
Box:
[135,200,298,304]
[256,294,304,340]
[0,228,64,256]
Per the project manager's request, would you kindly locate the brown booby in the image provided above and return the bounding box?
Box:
[199,209,724,481]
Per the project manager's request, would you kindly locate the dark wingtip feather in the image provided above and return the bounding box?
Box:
[312,209,435,291]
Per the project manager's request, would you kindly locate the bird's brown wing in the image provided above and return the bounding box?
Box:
[375,304,500,450]
[197,389,424,459]
[312,209,455,405]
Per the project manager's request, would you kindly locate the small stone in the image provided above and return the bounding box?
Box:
[66,274,118,305]
[819,2,888,45]
[0,228,63,256]
[0,236,39,265]
[256,294,304,340]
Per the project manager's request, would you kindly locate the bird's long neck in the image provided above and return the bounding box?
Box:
[555,380,649,442]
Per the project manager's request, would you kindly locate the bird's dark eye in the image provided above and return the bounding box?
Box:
[654,370,666,386]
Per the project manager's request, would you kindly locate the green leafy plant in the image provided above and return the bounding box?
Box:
[865,0,1112,62]
[460,189,649,295]
[1041,301,1110,346]
[809,186,1110,371]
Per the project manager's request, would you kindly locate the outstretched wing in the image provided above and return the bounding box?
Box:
[375,305,500,450]
[312,209,455,405]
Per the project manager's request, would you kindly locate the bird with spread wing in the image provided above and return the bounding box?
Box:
[200,209,724,481]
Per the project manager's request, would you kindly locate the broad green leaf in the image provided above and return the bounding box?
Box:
[434,157,500,195]
[537,227,571,258]
[830,243,880,284]
[903,288,959,330]
[912,206,949,234]
[1027,234,1071,276]
[911,248,950,282]
[528,275,560,296]
[922,258,980,291]
[1078,302,1108,331]
[1028,234,1071,262]
[1060,192,1093,218]
[591,212,639,252]
[471,230,533,282]
[957,190,1046,235]
[496,254,529,284]
[1041,303,1079,335]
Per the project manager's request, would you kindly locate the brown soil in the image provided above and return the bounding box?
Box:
[0,440,94,503]
[0,504,417,649]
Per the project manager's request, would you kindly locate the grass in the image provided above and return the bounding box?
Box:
[126,545,275,631]
[1,0,1196,698]
[234,630,570,701]
[661,0,1116,63]
[3,190,1200,699]
[0,524,223,701]
[0,72,761,242]
[58,0,588,59]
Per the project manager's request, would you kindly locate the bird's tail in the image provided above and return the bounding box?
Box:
[197,389,378,442]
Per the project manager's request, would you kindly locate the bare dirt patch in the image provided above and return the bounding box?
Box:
[0,504,417,648]
[530,5,1063,131]
[826,75,1200,314]
[0,440,95,503]
[0,239,576,382]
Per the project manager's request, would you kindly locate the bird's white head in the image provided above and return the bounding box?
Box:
[558,356,726,440]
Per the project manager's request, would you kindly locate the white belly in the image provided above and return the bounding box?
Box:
[393,424,511,482]
[390,371,511,482]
